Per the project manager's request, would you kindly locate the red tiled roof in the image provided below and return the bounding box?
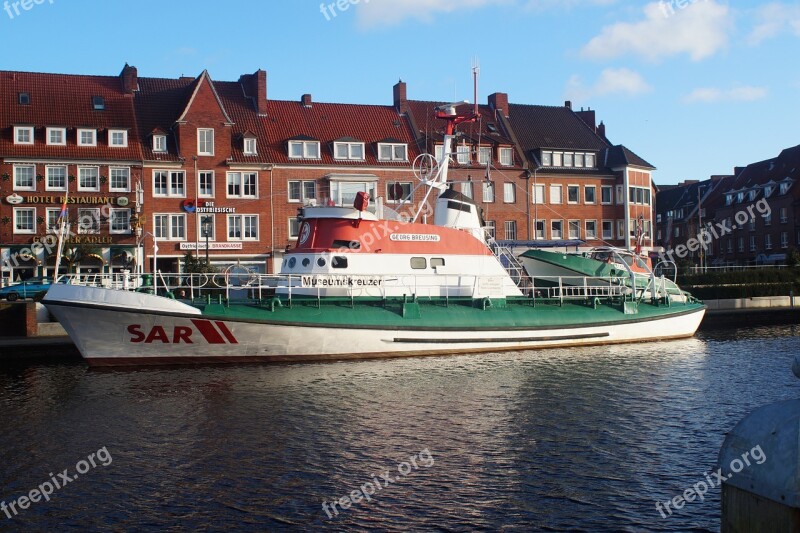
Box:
[134,76,195,162]
[0,70,142,161]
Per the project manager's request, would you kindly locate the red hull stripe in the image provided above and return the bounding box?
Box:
[191,319,226,344]
[215,321,238,344]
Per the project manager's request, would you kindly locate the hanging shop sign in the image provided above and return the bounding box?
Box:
[22,195,124,205]
[5,193,23,205]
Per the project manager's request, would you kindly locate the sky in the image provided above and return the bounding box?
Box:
[1,0,798,185]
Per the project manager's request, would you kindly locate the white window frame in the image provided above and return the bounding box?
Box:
[585,220,597,240]
[153,170,186,197]
[244,137,257,156]
[378,143,408,161]
[333,142,365,161]
[499,147,513,166]
[567,185,580,204]
[386,181,413,204]
[541,151,552,167]
[482,181,495,203]
[153,135,167,152]
[77,129,97,147]
[226,172,258,199]
[45,165,67,191]
[109,129,128,148]
[764,234,772,250]
[568,219,581,240]
[77,208,101,234]
[503,182,516,203]
[534,219,545,240]
[616,185,624,205]
[14,126,34,145]
[618,220,626,240]
[602,220,613,240]
[749,235,756,252]
[109,167,130,192]
[781,231,788,248]
[13,207,36,234]
[78,166,100,192]
[585,153,596,168]
[551,220,563,240]
[601,185,613,205]
[532,184,545,204]
[477,146,492,165]
[456,145,470,165]
[504,220,517,241]
[288,180,317,203]
[227,214,259,241]
[563,152,574,167]
[46,127,66,146]
[584,185,596,204]
[288,140,321,159]
[153,213,186,241]
[780,207,788,224]
[199,171,215,198]
[198,128,214,156]
[109,208,131,234]
[485,220,496,239]
[46,207,62,233]
[13,164,35,191]
[288,217,300,240]
[550,185,562,205]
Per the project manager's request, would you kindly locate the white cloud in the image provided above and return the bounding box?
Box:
[565,68,652,102]
[356,0,511,28]
[580,1,733,62]
[523,0,616,11]
[683,86,768,103]
[747,3,800,45]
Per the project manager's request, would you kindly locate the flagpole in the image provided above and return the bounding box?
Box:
[53,177,69,280]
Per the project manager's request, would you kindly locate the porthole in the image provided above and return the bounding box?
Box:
[288,257,296,268]
[302,258,310,267]
[317,257,327,267]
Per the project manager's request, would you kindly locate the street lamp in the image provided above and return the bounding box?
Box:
[201,216,211,267]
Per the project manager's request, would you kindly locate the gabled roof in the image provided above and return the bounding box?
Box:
[0,69,142,161]
[506,103,610,153]
[175,70,233,125]
[605,145,655,170]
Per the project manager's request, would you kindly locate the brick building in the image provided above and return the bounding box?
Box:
[2,64,658,280]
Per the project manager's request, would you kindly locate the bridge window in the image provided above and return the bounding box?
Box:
[410,257,427,269]
[332,256,348,269]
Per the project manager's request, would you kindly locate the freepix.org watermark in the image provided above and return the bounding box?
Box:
[657,198,771,264]
[319,0,368,21]
[1,446,112,519]
[3,0,54,20]
[655,443,766,519]
[322,448,434,519]
[659,0,708,18]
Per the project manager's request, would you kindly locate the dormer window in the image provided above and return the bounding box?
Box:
[477,146,491,165]
[333,141,364,160]
[92,96,105,110]
[14,126,34,145]
[153,134,167,152]
[499,147,513,166]
[109,129,128,147]
[377,142,408,161]
[288,139,320,159]
[725,194,733,206]
[78,129,97,146]
[780,181,792,195]
[47,127,66,145]
[456,144,470,164]
[764,185,774,198]
[736,192,744,203]
[748,190,756,201]
[244,137,257,155]
[18,92,30,105]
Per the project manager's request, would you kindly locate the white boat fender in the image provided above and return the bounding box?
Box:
[482,297,492,310]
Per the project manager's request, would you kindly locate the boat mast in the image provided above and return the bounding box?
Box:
[53,176,69,280]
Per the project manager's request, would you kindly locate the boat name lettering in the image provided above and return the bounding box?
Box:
[127,320,238,345]
[301,275,383,287]
[389,233,441,242]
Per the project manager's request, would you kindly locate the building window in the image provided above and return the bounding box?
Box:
[461,180,473,199]
[334,142,365,160]
[244,137,257,155]
[227,172,257,198]
[503,182,515,203]
[725,194,733,206]
[619,221,626,240]
[532,184,545,204]
[601,185,613,204]
[550,185,562,204]
[153,170,185,197]
[764,185,775,198]
[109,209,131,234]
[552,152,563,167]
[153,135,167,152]
[478,146,492,165]
[564,153,574,167]
[288,217,300,240]
[198,215,215,241]
[541,151,552,166]
[551,220,563,239]
[13,207,36,234]
[46,208,62,232]
[749,218,756,231]
[499,148,513,166]
[482,181,495,203]
[154,214,186,240]
[330,181,376,206]
[78,208,101,234]
[764,234,772,250]
[485,220,496,239]
[228,215,258,240]
[456,145,470,165]
[378,143,408,161]
[46,166,67,191]
[727,239,733,253]
[109,130,128,147]
[585,153,596,168]
[764,213,772,226]
[47,127,66,146]
[77,129,97,146]
[781,231,788,248]
[13,165,35,191]
[535,220,545,240]
[585,220,597,239]
[749,235,756,252]
[78,167,100,192]
[387,181,412,203]
[198,129,214,156]
[18,92,30,105]
[288,140,320,159]
[14,126,34,145]
[109,167,130,192]
[780,207,788,224]
[567,185,580,204]
[199,171,214,197]
[568,220,581,239]
[92,96,105,110]
[780,182,791,195]
[288,180,317,203]
[574,153,585,168]
[674,227,680,238]
[602,220,613,240]
[504,220,517,240]
[584,186,596,204]
[737,237,745,252]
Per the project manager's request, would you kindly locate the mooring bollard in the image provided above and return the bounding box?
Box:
[718,355,800,531]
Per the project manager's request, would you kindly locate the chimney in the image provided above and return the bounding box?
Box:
[488,92,509,117]
[393,79,408,113]
[597,120,606,140]
[564,100,572,110]
[120,63,138,94]
[576,108,596,131]
[301,94,312,107]
[238,70,268,115]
